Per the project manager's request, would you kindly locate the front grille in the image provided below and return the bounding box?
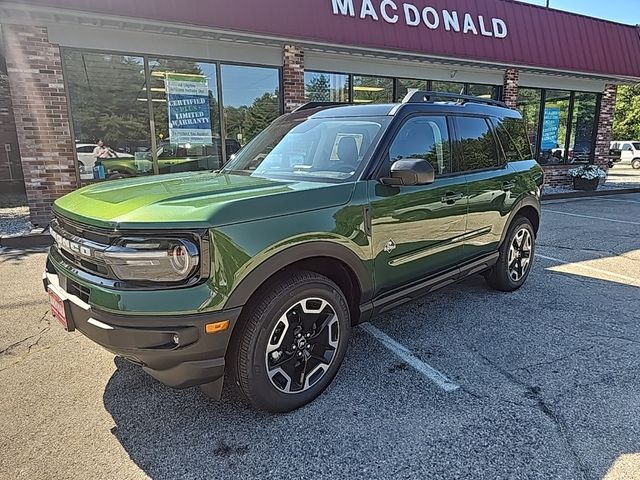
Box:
[50,215,116,280]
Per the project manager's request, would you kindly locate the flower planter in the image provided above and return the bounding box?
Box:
[573,177,600,191]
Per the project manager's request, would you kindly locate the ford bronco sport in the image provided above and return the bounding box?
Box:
[44,91,543,412]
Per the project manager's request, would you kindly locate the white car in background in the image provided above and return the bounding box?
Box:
[610,141,640,169]
[75,143,133,179]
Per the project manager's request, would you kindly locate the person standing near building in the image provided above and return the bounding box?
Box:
[92,139,115,159]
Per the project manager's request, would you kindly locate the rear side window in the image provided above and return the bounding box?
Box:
[455,116,500,171]
[388,116,451,176]
[492,117,532,161]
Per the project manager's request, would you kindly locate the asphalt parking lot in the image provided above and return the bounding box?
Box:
[1,193,639,480]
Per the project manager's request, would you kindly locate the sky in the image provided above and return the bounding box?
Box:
[519,0,639,25]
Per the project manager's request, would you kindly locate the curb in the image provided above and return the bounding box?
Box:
[0,232,52,249]
[542,187,640,201]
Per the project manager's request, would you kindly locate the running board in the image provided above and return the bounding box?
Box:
[357,252,499,323]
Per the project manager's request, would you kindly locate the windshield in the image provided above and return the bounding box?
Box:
[221,115,390,182]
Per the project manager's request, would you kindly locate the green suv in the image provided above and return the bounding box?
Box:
[44,92,543,412]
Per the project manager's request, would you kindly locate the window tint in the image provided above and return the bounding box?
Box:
[388,116,451,176]
[456,116,500,171]
[492,117,532,161]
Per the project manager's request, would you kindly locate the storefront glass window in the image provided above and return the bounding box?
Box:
[396,78,429,101]
[431,81,466,95]
[516,88,542,157]
[539,89,571,165]
[221,64,281,156]
[148,58,223,173]
[63,50,152,180]
[569,92,598,163]
[352,75,393,104]
[467,84,500,100]
[304,71,349,102]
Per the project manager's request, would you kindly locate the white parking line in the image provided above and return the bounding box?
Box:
[542,209,640,225]
[361,323,460,392]
[535,253,640,286]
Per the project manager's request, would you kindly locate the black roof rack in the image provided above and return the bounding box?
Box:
[402,90,508,108]
[293,101,349,112]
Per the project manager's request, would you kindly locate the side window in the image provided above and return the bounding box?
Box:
[388,116,451,176]
[492,117,532,162]
[622,143,633,151]
[76,145,94,153]
[455,116,500,171]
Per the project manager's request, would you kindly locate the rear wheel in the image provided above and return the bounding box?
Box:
[485,216,535,292]
[228,271,351,412]
[632,158,640,169]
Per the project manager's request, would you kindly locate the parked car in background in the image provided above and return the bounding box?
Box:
[75,143,134,179]
[610,141,640,169]
[45,92,543,412]
[95,139,242,179]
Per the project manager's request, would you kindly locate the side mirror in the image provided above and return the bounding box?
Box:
[381,159,435,186]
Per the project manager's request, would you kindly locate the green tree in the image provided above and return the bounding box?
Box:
[305,74,331,102]
[613,84,640,141]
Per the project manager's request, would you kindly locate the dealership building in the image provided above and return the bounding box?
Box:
[1,0,640,225]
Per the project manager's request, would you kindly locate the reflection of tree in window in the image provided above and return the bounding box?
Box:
[305,72,349,102]
[493,117,532,161]
[457,117,498,171]
[353,76,393,104]
[64,50,150,152]
[389,117,450,175]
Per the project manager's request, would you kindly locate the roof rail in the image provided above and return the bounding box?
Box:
[402,90,508,108]
[293,101,349,112]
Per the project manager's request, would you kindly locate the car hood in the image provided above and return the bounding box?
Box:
[53,172,355,229]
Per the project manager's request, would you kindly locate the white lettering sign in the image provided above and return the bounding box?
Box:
[331,0,509,39]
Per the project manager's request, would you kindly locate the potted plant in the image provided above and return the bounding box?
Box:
[568,165,607,191]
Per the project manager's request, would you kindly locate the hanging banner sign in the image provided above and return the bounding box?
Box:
[541,107,561,151]
[166,73,213,145]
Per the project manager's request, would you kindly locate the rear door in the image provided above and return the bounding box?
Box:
[454,115,519,260]
[368,115,468,295]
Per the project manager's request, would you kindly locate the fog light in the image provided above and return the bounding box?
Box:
[172,334,180,345]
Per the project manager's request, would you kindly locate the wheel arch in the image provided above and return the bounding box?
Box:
[224,242,373,325]
[499,196,541,247]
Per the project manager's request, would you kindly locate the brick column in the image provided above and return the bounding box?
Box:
[593,84,617,170]
[3,25,77,226]
[502,68,519,108]
[282,45,305,113]
[0,55,23,190]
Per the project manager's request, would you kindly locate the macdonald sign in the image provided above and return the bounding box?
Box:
[13,0,640,79]
[331,0,509,39]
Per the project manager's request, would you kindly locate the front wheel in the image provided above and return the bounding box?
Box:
[228,271,351,412]
[485,216,536,292]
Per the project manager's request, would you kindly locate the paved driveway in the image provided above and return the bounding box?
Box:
[1,193,639,480]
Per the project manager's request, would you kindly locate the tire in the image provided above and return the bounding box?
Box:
[632,159,640,170]
[484,216,536,292]
[227,270,351,412]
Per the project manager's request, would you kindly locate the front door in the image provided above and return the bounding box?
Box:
[368,115,468,296]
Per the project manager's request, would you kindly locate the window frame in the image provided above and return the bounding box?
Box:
[61,46,284,184]
[451,114,505,174]
[374,113,456,181]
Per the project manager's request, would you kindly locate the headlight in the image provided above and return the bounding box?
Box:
[100,237,200,283]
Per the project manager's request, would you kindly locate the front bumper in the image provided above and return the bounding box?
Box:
[43,270,242,392]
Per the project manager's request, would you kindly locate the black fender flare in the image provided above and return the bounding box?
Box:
[499,195,541,247]
[224,241,373,309]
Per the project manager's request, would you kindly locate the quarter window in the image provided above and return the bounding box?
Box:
[492,117,532,162]
[455,116,500,171]
[388,116,451,176]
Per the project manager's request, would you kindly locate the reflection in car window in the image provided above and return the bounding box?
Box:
[388,116,451,176]
[221,115,390,182]
[456,116,500,171]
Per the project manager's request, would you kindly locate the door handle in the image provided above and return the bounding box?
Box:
[441,191,464,204]
[502,181,516,191]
